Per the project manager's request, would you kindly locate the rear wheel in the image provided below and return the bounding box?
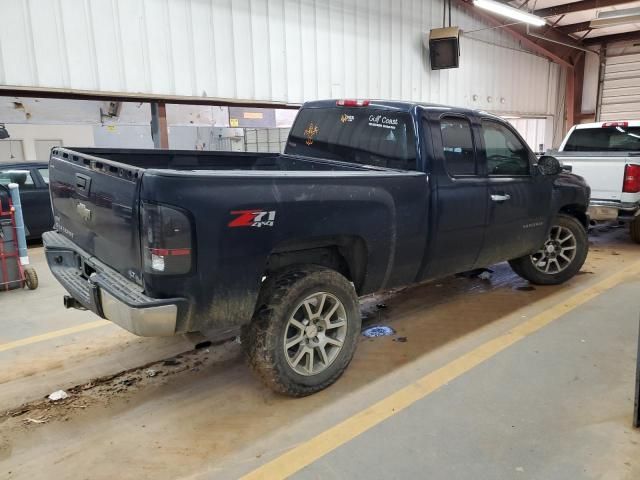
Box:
[243,266,361,397]
[509,214,588,285]
[630,216,640,244]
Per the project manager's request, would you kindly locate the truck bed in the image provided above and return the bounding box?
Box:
[552,150,640,202]
[71,148,372,172]
[48,146,426,334]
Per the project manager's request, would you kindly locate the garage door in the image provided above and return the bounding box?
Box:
[600,52,640,121]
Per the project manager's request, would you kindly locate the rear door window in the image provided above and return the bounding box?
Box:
[563,126,640,151]
[440,116,477,176]
[286,107,417,170]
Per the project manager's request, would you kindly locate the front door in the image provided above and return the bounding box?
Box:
[420,114,488,279]
[475,119,552,267]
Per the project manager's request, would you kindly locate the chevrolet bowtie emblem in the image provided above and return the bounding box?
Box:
[77,202,92,222]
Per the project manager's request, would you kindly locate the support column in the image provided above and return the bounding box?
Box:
[573,53,585,122]
[150,102,169,149]
[565,66,575,130]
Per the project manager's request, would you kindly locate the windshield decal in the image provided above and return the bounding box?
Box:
[340,113,354,123]
[304,122,319,145]
[368,114,399,130]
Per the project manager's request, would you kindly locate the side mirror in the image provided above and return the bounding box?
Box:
[0,124,9,140]
[537,155,562,176]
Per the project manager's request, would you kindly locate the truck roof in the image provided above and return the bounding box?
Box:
[302,99,503,119]
[573,120,640,129]
[0,161,47,167]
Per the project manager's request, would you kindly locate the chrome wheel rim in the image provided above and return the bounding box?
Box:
[284,292,348,376]
[530,225,577,274]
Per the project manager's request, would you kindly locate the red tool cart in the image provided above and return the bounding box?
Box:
[0,185,38,291]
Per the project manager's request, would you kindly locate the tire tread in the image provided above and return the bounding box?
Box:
[243,265,360,397]
[509,214,588,285]
[631,216,640,244]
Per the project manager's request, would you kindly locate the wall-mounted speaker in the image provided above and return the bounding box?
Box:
[427,27,460,70]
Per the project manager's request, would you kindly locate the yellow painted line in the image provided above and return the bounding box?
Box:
[242,261,640,480]
[0,320,110,353]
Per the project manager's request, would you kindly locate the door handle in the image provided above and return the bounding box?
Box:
[490,194,511,202]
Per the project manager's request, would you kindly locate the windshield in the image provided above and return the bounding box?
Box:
[563,126,640,152]
[285,107,417,170]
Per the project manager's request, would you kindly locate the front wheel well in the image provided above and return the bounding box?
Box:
[558,205,588,229]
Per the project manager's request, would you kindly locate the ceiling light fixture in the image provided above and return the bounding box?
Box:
[473,0,546,27]
[590,7,640,28]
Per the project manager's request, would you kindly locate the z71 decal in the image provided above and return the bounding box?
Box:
[229,210,276,228]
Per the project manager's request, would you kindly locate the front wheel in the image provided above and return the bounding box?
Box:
[243,266,361,397]
[509,214,588,285]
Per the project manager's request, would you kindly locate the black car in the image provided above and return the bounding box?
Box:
[0,162,53,240]
[44,100,590,396]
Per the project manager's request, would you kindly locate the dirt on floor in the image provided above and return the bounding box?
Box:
[1,342,235,431]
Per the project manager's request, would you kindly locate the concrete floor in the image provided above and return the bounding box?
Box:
[294,279,640,480]
[1,227,639,479]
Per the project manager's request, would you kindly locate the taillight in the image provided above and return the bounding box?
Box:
[336,99,370,107]
[602,121,629,128]
[141,202,193,274]
[623,164,640,193]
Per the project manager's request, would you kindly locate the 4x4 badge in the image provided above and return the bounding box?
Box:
[229,210,276,228]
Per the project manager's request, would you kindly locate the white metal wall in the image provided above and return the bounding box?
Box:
[506,117,550,154]
[0,0,560,116]
[599,43,640,122]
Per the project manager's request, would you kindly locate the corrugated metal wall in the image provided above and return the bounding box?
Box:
[0,0,561,117]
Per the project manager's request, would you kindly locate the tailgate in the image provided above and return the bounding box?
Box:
[49,148,143,280]
[559,155,627,201]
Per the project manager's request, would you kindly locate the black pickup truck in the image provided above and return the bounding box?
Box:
[44,100,590,396]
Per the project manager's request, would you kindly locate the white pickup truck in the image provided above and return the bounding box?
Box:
[552,120,640,243]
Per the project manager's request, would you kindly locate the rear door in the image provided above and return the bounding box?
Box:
[49,149,143,279]
[475,119,551,266]
[420,113,487,278]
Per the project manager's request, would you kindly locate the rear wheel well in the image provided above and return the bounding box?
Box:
[559,205,588,229]
[264,237,367,294]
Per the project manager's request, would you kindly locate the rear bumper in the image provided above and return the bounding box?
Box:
[588,200,639,221]
[43,230,185,337]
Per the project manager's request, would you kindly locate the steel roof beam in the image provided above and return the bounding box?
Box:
[583,29,640,45]
[557,21,592,34]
